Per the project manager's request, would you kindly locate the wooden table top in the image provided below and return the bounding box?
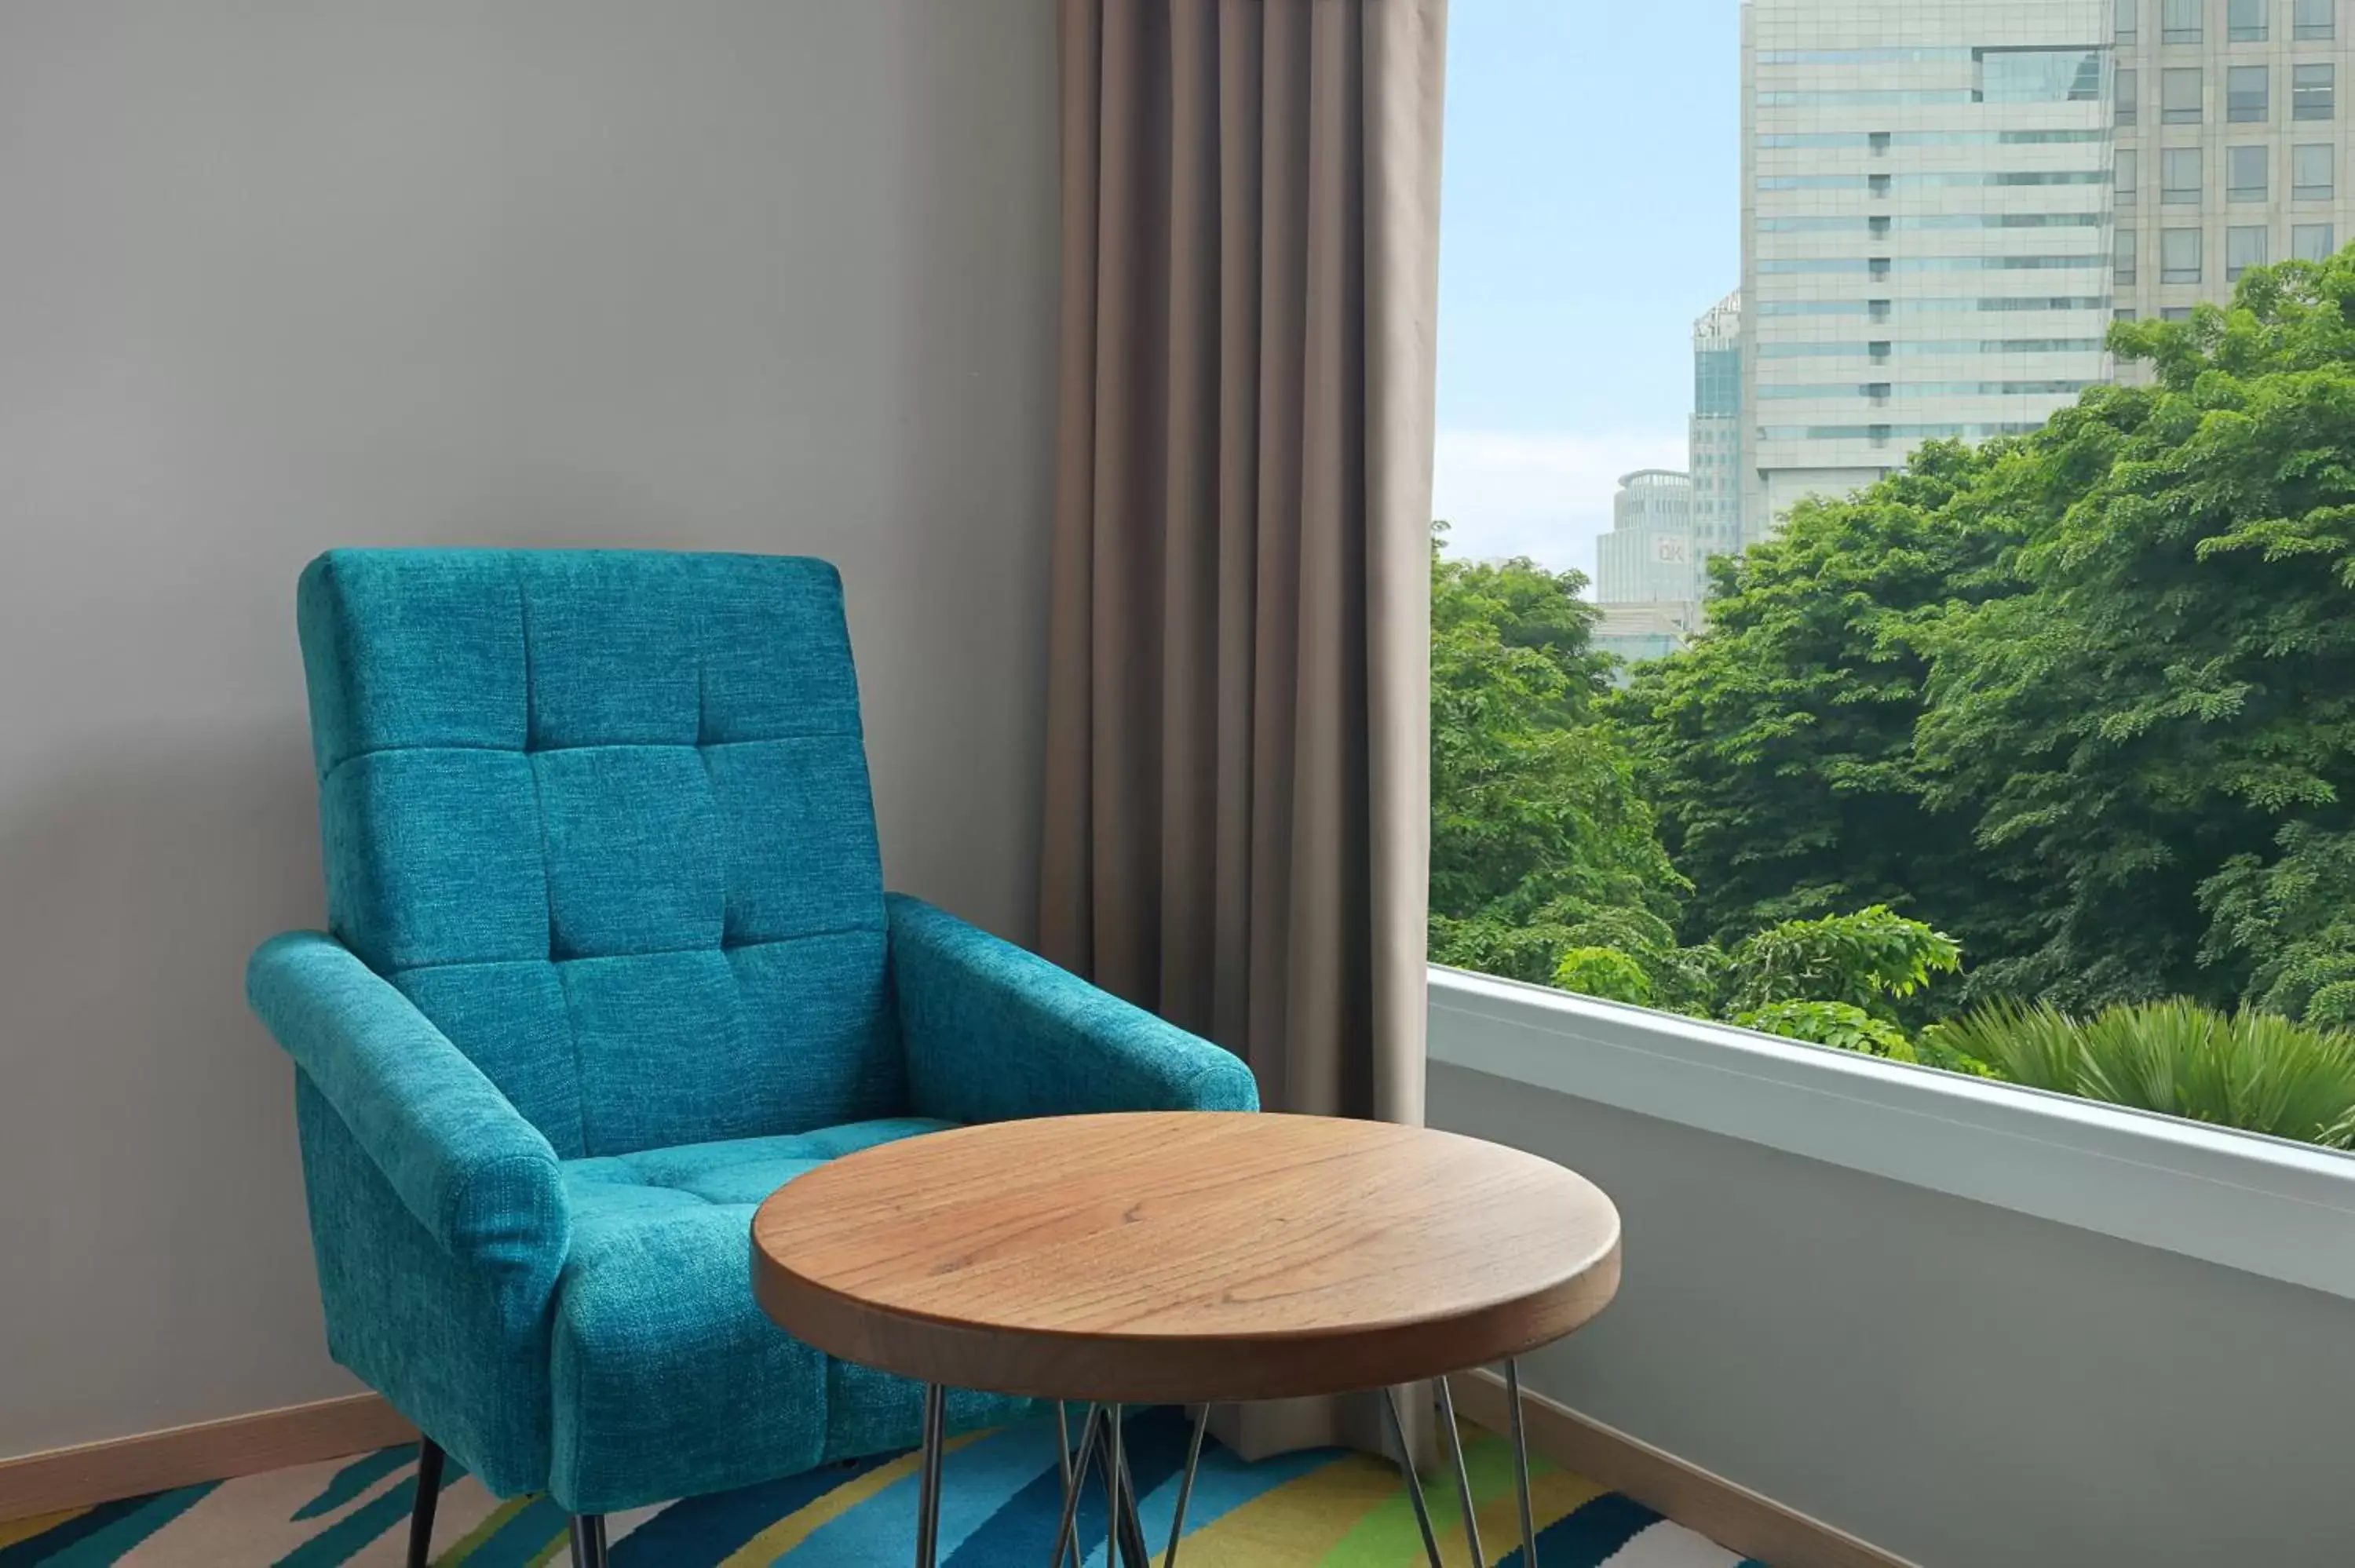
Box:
[750,1111,1622,1403]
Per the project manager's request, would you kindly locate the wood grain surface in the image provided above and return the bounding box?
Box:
[751,1112,1622,1402]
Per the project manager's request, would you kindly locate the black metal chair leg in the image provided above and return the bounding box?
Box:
[568,1512,608,1567]
[406,1438,444,1568]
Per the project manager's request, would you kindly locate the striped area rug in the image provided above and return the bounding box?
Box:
[0,1409,1769,1566]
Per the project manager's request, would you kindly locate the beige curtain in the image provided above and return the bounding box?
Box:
[1039,0,1448,1459]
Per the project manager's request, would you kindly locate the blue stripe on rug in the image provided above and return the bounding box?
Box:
[1499,1490,1663,1568]
[273,1456,464,1567]
[31,1486,216,1566]
[293,1444,419,1520]
[783,1419,1071,1567]
[610,1455,895,1566]
[1127,1429,1338,1548]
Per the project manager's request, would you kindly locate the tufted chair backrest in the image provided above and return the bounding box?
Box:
[295,549,901,1158]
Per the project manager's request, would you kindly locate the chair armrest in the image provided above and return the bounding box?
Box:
[246,932,568,1273]
[889,894,1259,1123]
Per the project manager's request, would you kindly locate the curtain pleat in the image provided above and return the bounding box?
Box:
[1042,0,1448,1460]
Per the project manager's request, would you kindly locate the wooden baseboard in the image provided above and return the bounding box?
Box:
[0,1394,416,1524]
[1447,1369,1919,1568]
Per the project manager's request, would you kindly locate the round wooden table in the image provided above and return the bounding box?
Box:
[752,1111,1622,1568]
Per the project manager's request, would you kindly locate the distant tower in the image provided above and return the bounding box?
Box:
[1690,291,1746,571]
[1597,470,1696,603]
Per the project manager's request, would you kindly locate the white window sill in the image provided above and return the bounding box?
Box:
[1427,963,2355,1302]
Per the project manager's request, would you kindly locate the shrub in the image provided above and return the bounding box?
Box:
[1726,906,1962,1016]
[1732,1000,1915,1059]
[1928,998,2355,1149]
[1552,946,1655,1006]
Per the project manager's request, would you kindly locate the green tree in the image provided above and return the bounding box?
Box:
[1611,443,2017,954]
[1429,533,1694,997]
[1616,250,2355,1018]
[2200,823,2355,1025]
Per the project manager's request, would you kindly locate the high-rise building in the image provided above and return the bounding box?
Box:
[1597,469,1696,603]
[2111,0,2355,318]
[1740,0,2116,531]
[1690,291,1747,565]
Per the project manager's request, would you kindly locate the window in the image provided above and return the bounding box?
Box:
[2116,308,2140,321]
[2296,0,2336,38]
[1869,173,1891,198]
[2228,224,2271,279]
[2295,63,2336,119]
[2294,221,2337,258]
[2162,305,2196,319]
[2163,67,2205,122]
[2118,148,2141,204]
[2296,141,2335,198]
[2119,67,2141,125]
[1869,130,1891,156]
[1868,297,1892,322]
[2163,226,2203,282]
[2229,64,2270,121]
[2163,147,2204,203]
[2166,0,2205,39]
[2116,228,2139,285]
[2120,0,2142,39]
[2229,144,2270,201]
[2231,0,2270,38]
[1977,49,2105,104]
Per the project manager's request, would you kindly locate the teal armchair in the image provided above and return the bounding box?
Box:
[249,549,1257,1566]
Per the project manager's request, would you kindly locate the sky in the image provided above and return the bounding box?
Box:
[1433,0,1743,578]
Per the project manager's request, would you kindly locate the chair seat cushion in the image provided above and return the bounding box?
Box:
[549,1116,1029,1513]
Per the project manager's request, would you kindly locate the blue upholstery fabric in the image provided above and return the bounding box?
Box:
[253,549,1255,1515]
[894,895,1261,1121]
[298,549,900,1159]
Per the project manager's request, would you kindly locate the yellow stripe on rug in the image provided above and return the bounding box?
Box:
[0,1508,86,1550]
[1162,1451,1401,1568]
[717,1433,990,1566]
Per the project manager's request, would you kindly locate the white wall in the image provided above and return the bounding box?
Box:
[0,0,1060,1459]
[1432,1061,2355,1568]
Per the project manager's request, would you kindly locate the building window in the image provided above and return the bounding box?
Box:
[2163,67,2205,122]
[1869,214,1892,238]
[2163,147,2204,202]
[2116,308,2140,321]
[2296,0,2336,38]
[1869,257,1892,279]
[2228,224,2271,279]
[2295,141,2336,199]
[1869,130,1891,156]
[2231,0,2271,38]
[2166,0,2205,40]
[2229,64,2270,120]
[1868,297,1892,322]
[2118,148,2141,204]
[1869,173,1891,198]
[2121,0,2142,39]
[2119,67,2141,124]
[2227,145,2268,202]
[2162,306,2196,319]
[2163,226,2203,282]
[2116,228,2140,285]
[2295,63,2336,119]
[2294,221,2337,259]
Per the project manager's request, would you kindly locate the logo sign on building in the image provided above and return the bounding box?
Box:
[1651,534,1690,566]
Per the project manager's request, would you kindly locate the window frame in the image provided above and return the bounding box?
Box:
[2294,62,2337,121]
[2116,226,2140,284]
[2295,140,2336,199]
[2165,0,2207,41]
[2231,0,2272,38]
[2118,66,2141,125]
[2229,143,2270,200]
[2295,0,2336,39]
[2228,63,2271,122]
[2163,224,2203,282]
[2162,145,2205,203]
[2163,65,2206,123]
[1429,965,2355,1307]
[2227,223,2271,278]
[2294,221,2337,259]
